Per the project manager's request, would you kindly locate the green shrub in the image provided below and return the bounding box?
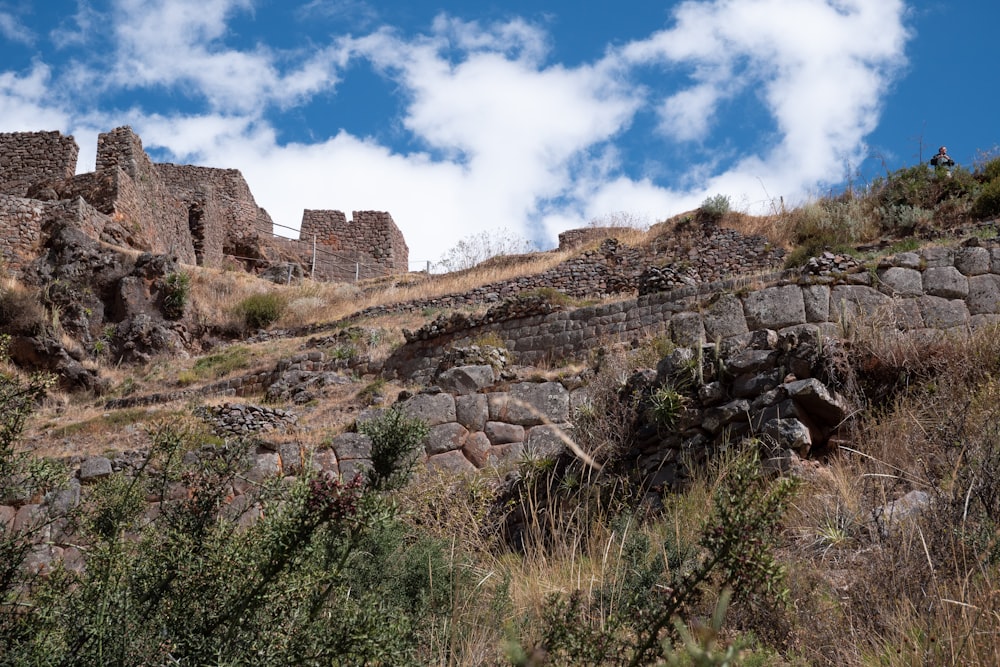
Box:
[699,194,731,221]
[234,292,286,330]
[161,272,191,320]
[972,178,1000,220]
[978,156,1000,183]
[357,407,429,491]
[647,385,688,431]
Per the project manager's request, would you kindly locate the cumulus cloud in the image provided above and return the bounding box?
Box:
[0,0,912,266]
[0,65,70,132]
[622,0,909,205]
[106,0,345,113]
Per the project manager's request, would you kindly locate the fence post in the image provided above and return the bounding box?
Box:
[311,236,316,280]
[355,263,359,282]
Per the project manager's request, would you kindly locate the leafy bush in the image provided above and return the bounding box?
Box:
[509,448,798,665]
[357,407,429,492]
[1,418,456,665]
[234,292,287,330]
[161,272,191,320]
[972,177,1000,220]
[977,156,1000,183]
[699,194,731,221]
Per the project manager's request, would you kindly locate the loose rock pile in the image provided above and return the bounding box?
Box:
[626,326,849,491]
[194,402,299,438]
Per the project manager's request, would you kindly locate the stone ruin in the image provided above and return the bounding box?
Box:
[0,127,408,281]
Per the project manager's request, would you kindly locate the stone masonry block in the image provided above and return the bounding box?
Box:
[923,266,969,299]
[966,274,1000,315]
[703,293,748,340]
[742,285,806,331]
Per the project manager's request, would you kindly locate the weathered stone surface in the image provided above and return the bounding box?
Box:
[954,246,991,276]
[78,456,112,484]
[484,421,525,445]
[878,267,923,297]
[890,299,924,330]
[44,480,81,517]
[399,392,456,427]
[702,399,750,435]
[702,293,748,340]
[761,418,812,453]
[0,505,14,530]
[873,490,930,533]
[329,432,372,461]
[425,450,476,474]
[967,274,1000,315]
[784,378,847,424]
[13,504,46,535]
[278,442,303,476]
[426,423,469,455]
[455,394,489,431]
[436,365,495,395]
[310,447,338,474]
[243,451,282,484]
[742,285,806,330]
[917,295,970,329]
[671,311,706,346]
[493,382,571,426]
[726,349,779,375]
[733,370,785,399]
[890,252,922,270]
[921,246,953,268]
[487,442,524,467]
[339,458,372,481]
[802,285,830,322]
[923,266,969,299]
[462,431,492,468]
[830,285,891,323]
[525,424,569,459]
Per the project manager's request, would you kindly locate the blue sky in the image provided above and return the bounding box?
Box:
[0,1,996,268]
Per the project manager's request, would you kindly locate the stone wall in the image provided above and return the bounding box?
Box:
[354,224,784,319]
[95,128,194,261]
[299,209,409,281]
[385,242,1000,381]
[0,131,79,197]
[2,126,409,279]
[0,195,110,270]
[156,164,273,267]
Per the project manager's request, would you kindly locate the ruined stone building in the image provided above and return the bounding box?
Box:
[0,127,408,281]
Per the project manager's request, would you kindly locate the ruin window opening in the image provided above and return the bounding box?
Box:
[188,202,205,265]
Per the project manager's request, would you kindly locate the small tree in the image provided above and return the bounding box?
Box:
[435,228,536,273]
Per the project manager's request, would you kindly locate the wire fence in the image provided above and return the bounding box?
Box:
[239,219,435,281]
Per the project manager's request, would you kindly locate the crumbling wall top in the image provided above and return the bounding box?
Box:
[0,131,79,197]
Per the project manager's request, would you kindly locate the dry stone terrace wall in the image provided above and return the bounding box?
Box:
[354,224,785,320]
[385,241,1000,382]
[0,131,78,197]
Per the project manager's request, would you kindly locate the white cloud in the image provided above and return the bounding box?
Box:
[0,1,911,268]
[106,0,345,113]
[621,0,909,208]
[0,11,33,45]
[0,65,70,132]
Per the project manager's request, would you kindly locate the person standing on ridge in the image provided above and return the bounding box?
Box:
[930,146,955,175]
